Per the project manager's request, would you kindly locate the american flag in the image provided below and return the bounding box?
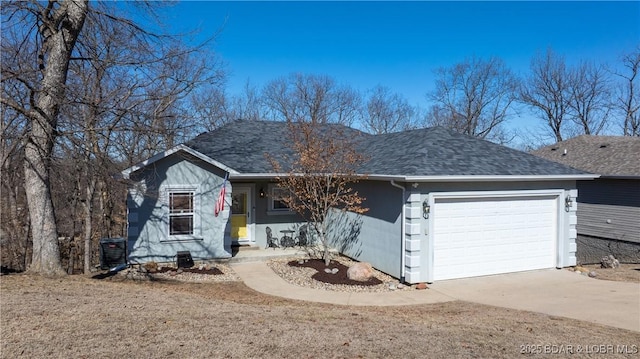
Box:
[214,174,228,217]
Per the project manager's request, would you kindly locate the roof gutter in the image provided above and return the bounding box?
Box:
[392,174,600,182]
[598,175,640,180]
[229,173,599,182]
[390,180,406,283]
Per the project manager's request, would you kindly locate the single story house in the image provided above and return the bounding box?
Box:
[531,135,640,263]
[122,120,596,283]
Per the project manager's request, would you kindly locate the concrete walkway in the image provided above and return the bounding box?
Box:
[230,261,640,332]
[231,261,454,306]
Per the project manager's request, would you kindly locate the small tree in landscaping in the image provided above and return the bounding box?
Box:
[270,120,369,266]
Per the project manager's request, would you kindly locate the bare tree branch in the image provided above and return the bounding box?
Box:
[427,56,518,143]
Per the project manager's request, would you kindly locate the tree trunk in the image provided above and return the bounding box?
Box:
[24,0,88,275]
[24,130,65,275]
[320,225,331,266]
[83,179,97,274]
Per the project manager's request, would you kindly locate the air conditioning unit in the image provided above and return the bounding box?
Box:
[99,237,127,270]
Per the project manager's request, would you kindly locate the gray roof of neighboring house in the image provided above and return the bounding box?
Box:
[531,135,640,177]
[186,120,587,177]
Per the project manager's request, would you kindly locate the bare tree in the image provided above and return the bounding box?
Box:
[0,106,30,271]
[1,0,225,274]
[191,80,265,131]
[520,49,572,142]
[567,61,612,135]
[426,56,518,142]
[62,3,223,273]
[362,85,415,134]
[262,73,362,126]
[1,0,89,275]
[269,121,368,266]
[614,47,640,136]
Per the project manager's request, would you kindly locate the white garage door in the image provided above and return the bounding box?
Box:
[433,195,557,281]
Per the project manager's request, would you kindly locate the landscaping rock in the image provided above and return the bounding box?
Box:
[324,268,332,273]
[397,283,405,290]
[588,271,597,278]
[601,255,620,269]
[347,262,374,282]
[415,283,428,290]
[331,268,339,274]
[143,261,158,273]
[574,266,588,273]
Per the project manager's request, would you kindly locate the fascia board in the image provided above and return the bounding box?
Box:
[228,173,600,182]
[229,173,286,180]
[598,175,640,180]
[402,174,600,182]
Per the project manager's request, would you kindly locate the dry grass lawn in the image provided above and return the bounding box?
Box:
[2,274,638,358]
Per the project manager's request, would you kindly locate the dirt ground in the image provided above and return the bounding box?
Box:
[1,274,638,358]
[574,263,640,283]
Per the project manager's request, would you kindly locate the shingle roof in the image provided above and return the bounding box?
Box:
[186,120,587,177]
[364,127,586,176]
[187,120,368,173]
[530,135,640,177]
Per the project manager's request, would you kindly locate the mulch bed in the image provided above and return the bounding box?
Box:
[154,266,224,275]
[288,259,383,286]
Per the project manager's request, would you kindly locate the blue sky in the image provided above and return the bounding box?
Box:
[164,1,639,141]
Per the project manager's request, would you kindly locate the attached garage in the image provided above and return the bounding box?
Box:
[427,191,561,281]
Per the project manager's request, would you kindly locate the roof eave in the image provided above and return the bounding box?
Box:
[598,175,640,180]
[228,173,600,182]
[229,173,286,180]
[402,174,600,182]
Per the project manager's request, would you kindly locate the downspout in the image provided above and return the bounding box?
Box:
[390,180,405,283]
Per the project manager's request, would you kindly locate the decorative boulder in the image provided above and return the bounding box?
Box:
[601,255,620,269]
[415,283,428,290]
[143,261,158,273]
[347,262,374,282]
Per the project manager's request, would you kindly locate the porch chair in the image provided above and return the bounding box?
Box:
[296,225,308,247]
[266,227,279,249]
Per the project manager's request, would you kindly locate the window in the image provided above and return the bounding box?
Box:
[269,186,291,211]
[169,191,194,235]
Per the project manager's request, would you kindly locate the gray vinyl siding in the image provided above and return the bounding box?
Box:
[250,180,402,277]
[576,179,640,243]
[126,152,232,263]
[327,181,403,278]
[577,179,640,207]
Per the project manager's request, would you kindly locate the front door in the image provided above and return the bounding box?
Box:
[231,187,252,242]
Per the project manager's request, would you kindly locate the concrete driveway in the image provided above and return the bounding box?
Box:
[233,261,639,331]
[430,269,640,332]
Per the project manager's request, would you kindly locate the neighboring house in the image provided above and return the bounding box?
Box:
[531,135,640,264]
[122,120,595,283]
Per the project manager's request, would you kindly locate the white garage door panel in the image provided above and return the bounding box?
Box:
[433,196,557,281]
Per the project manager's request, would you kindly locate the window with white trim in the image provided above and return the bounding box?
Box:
[169,191,195,235]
